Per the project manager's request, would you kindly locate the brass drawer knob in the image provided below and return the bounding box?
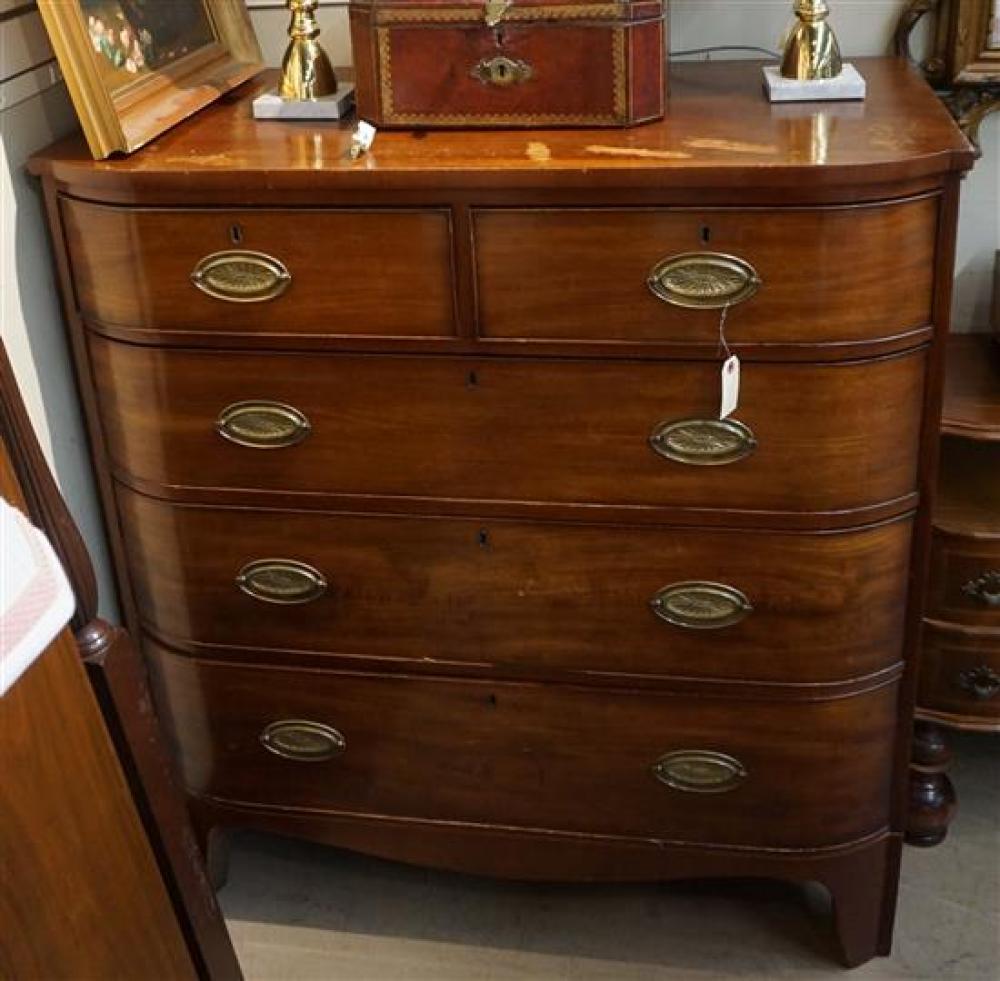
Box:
[236,559,327,605]
[191,250,292,303]
[652,750,747,793]
[962,570,1000,608]
[956,665,1000,701]
[648,252,762,310]
[217,400,311,449]
[649,418,757,466]
[261,720,346,761]
[650,581,753,630]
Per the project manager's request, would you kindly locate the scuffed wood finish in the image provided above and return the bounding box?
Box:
[30,59,974,967]
[62,201,457,337]
[28,61,974,200]
[150,646,897,851]
[120,490,912,686]
[90,338,926,517]
[474,199,938,347]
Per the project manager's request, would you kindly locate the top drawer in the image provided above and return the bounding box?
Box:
[473,198,938,349]
[60,200,456,338]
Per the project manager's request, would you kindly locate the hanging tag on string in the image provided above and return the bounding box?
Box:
[716,303,740,420]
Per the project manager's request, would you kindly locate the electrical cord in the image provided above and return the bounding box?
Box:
[670,46,781,59]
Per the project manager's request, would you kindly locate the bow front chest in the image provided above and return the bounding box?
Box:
[31,59,974,967]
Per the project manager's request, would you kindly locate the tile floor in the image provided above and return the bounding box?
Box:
[221,730,998,980]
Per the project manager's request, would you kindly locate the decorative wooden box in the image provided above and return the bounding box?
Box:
[348,0,667,127]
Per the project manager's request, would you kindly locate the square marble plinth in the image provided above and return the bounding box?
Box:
[763,64,866,102]
[252,83,355,120]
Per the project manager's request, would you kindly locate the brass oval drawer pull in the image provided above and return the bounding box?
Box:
[236,559,327,605]
[651,581,753,630]
[261,720,346,762]
[649,418,757,466]
[961,570,1000,608]
[216,400,311,449]
[648,252,762,310]
[471,55,532,86]
[652,750,747,794]
[191,250,292,303]
[956,665,1000,701]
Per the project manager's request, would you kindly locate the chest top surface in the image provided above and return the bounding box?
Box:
[30,59,972,200]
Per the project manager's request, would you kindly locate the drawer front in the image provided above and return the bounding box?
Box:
[474,199,937,346]
[151,647,897,849]
[62,200,456,337]
[927,530,1000,627]
[92,339,926,515]
[918,622,1000,724]
[120,490,912,684]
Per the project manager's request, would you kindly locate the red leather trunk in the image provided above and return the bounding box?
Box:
[349,0,667,128]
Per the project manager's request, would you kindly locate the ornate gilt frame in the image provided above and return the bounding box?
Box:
[896,0,1000,148]
[37,0,263,159]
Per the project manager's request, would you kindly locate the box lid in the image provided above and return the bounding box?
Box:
[352,0,665,25]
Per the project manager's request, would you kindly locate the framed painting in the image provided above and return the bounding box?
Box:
[897,0,1000,146]
[38,0,263,159]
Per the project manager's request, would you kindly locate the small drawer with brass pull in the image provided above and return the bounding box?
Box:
[917,621,1000,724]
[955,665,1000,701]
[652,750,747,794]
[261,720,347,761]
[926,526,1000,626]
[650,582,753,630]
[216,400,311,450]
[962,571,1000,609]
[236,559,328,605]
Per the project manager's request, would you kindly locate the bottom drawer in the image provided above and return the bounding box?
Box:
[918,621,1000,726]
[151,644,897,849]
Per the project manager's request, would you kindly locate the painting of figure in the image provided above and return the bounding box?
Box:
[990,0,1000,49]
[82,0,216,83]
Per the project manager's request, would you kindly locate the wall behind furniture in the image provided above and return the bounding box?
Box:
[2,0,997,623]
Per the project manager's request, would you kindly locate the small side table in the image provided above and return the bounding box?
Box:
[908,333,1000,845]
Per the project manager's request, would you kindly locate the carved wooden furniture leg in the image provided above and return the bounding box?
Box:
[907,720,957,846]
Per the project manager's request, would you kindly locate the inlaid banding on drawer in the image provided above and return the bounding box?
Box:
[92,339,927,516]
[473,198,938,347]
[150,646,898,849]
[62,200,457,338]
[120,490,913,685]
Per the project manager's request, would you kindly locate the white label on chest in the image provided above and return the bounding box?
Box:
[720,355,740,420]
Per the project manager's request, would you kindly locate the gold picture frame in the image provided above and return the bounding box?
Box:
[896,0,1000,147]
[38,0,263,159]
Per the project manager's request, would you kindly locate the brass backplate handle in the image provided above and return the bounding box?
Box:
[217,400,311,449]
[649,418,757,466]
[261,720,346,762]
[651,581,753,630]
[471,55,533,86]
[652,750,747,793]
[236,559,327,605]
[191,250,292,303]
[962,570,1000,608]
[648,252,762,310]
[956,665,1000,701]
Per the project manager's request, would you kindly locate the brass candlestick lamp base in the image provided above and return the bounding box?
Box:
[280,0,338,100]
[781,0,843,80]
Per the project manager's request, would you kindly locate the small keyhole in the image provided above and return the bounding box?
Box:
[487,693,498,707]
[478,528,490,549]
[494,27,505,46]
[700,225,711,245]
[467,370,479,388]
[230,223,244,245]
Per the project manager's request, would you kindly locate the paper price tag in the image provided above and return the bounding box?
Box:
[350,120,377,159]
[720,354,740,420]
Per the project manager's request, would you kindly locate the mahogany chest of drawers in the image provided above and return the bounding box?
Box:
[31,60,973,967]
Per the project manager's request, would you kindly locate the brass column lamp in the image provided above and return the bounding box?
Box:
[780,0,843,81]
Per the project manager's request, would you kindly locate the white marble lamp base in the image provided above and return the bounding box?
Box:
[253,82,356,120]
[762,64,866,103]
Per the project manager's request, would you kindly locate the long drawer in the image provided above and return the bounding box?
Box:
[151,646,897,849]
[61,200,457,337]
[473,199,938,346]
[121,490,912,685]
[91,338,926,516]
